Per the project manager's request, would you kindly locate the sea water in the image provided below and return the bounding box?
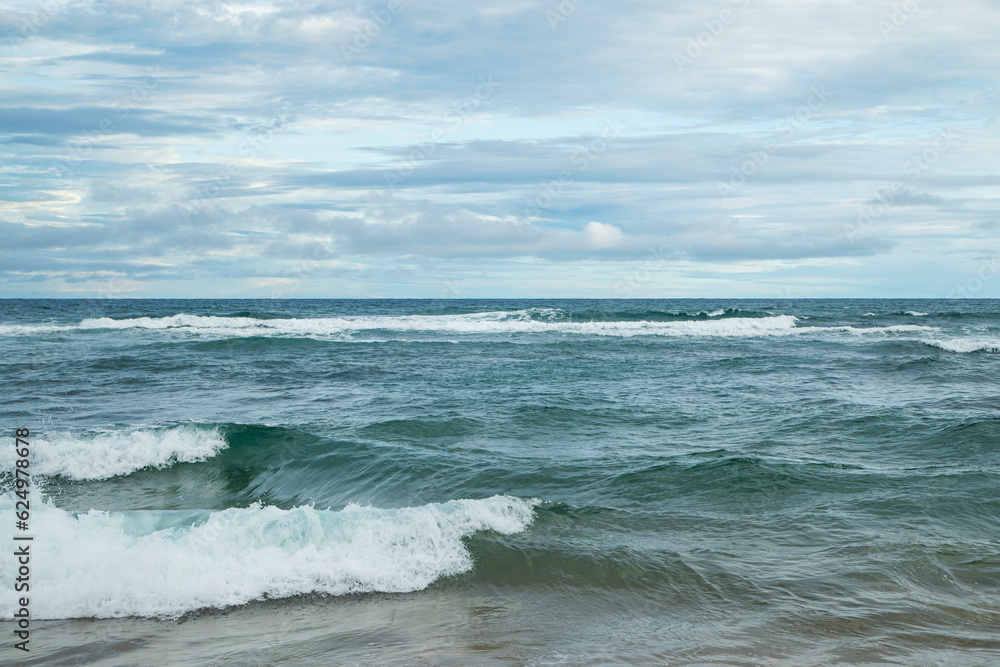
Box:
[1,299,998,665]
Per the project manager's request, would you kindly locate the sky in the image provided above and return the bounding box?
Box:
[0,0,998,298]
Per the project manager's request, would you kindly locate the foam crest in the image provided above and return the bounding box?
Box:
[0,426,227,480]
[43,312,807,337]
[1,312,940,340]
[922,339,1000,353]
[829,324,933,334]
[0,323,68,335]
[0,495,537,619]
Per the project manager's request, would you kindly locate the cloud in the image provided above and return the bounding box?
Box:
[0,107,216,139]
[1,0,998,296]
[865,187,948,207]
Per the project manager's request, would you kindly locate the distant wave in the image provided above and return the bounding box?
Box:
[921,339,1000,353]
[863,310,933,317]
[827,324,932,334]
[0,311,940,339]
[0,426,227,480]
[0,495,537,619]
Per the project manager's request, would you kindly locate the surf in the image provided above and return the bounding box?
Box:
[0,494,538,619]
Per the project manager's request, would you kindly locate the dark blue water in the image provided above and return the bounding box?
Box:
[1,299,999,665]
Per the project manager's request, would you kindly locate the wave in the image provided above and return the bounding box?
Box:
[921,339,1000,353]
[823,323,932,334]
[79,312,805,337]
[0,309,947,343]
[0,426,227,481]
[863,310,937,318]
[0,495,537,619]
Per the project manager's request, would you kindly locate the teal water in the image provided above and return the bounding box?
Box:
[1,299,998,665]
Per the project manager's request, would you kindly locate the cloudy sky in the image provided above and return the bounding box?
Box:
[1,0,998,298]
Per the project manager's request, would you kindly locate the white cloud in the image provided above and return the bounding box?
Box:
[1,0,998,296]
[585,222,623,249]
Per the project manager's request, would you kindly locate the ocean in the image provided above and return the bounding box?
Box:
[1,298,998,666]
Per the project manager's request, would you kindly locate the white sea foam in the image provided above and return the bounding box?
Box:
[922,338,1000,353]
[0,323,68,335]
[0,426,227,480]
[829,324,933,335]
[1,312,801,338]
[0,312,939,339]
[0,495,537,619]
[905,311,929,317]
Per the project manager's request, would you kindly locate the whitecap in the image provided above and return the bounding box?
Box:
[0,495,538,619]
[0,426,227,480]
